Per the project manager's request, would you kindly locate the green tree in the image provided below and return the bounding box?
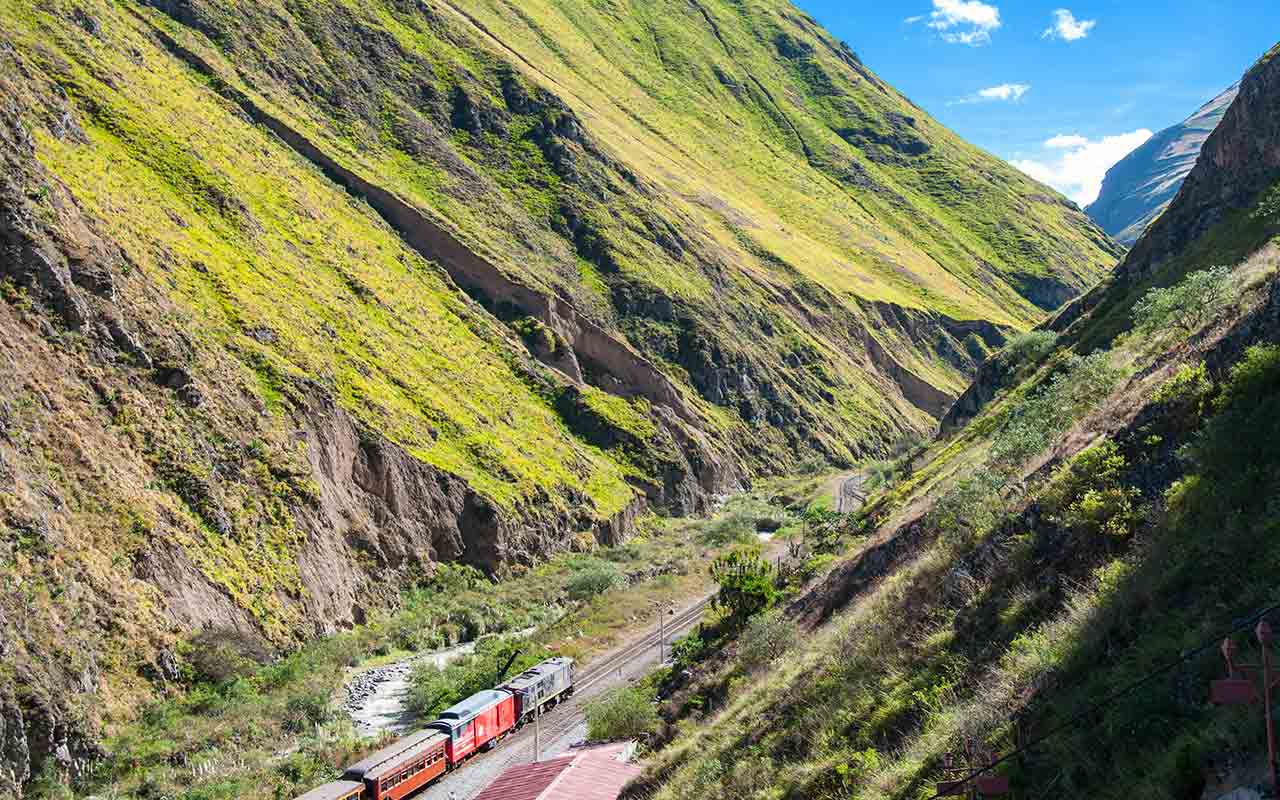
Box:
[709,549,778,626]
[1000,330,1059,370]
[738,610,798,672]
[584,686,659,740]
[670,633,708,672]
[566,560,622,600]
[1132,266,1233,337]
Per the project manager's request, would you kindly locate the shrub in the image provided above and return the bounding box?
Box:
[801,506,842,552]
[282,691,330,733]
[709,549,778,627]
[1041,441,1140,540]
[698,498,786,546]
[990,352,1122,469]
[1152,362,1213,431]
[1152,362,1211,406]
[511,316,557,354]
[409,637,548,717]
[1059,486,1139,540]
[1187,344,1280,505]
[1000,330,1059,370]
[1132,266,1233,338]
[670,632,708,672]
[185,628,272,686]
[928,471,1006,540]
[566,561,623,600]
[584,685,659,740]
[738,610,798,672]
[863,459,895,491]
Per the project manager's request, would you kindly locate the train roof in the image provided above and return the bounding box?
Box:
[500,657,574,691]
[361,732,448,782]
[436,689,510,723]
[292,780,363,800]
[343,729,441,778]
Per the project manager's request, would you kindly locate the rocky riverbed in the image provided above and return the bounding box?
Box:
[345,630,536,737]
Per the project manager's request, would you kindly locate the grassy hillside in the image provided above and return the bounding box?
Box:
[632,42,1280,800]
[636,196,1280,800]
[131,0,1120,424]
[0,0,1121,792]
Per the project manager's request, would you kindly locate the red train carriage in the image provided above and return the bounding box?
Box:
[428,689,516,764]
[342,729,448,800]
[499,657,575,724]
[292,780,364,800]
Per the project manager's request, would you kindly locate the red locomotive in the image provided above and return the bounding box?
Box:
[427,689,517,763]
[294,657,575,800]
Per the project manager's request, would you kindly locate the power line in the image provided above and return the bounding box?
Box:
[926,596,1280,799]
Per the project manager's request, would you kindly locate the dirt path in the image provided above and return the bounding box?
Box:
[834,472,868,513]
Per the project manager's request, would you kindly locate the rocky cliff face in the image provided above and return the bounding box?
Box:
[1121,47,1280,279]
[1087,84,1238,246]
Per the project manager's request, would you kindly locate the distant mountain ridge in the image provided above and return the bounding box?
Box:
[1087,83,1239,245]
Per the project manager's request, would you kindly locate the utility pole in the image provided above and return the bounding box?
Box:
[534,711,540,763]
[659,609,665,662]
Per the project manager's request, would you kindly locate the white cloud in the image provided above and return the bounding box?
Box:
[942,29,993,46]
[1044,133,1089,148]
[1042,8,1096,41]
[949,82,1030,105]
[1012,129,1153,206]
[908,0,1001,46]
[978,83,1030,101]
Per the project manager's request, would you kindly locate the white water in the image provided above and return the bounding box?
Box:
[344,629,536,737]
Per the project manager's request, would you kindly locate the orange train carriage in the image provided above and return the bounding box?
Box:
[344,730,449,800]
[292,657,573,800]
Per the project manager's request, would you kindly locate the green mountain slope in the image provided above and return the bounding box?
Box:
[0,0,1119,789]
[1087,83,1238,246]
[635,41,1280,800]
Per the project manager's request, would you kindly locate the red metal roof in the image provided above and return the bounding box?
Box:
[472,755,575,800]
[473,743,642,800]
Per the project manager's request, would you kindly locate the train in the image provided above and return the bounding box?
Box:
[294,656,575,800]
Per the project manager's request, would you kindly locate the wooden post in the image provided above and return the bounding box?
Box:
[1259,622,1277,796]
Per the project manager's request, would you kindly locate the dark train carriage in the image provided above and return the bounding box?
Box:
[291,780,364,800]
[499,657,575,723]
[354,731,449,800]
[427,689,516,764]
[343,729,439,780]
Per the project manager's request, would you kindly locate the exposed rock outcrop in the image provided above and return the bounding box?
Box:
[1121,48,1280,278]
[1087,84,1239,246]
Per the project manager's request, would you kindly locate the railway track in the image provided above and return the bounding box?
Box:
[416,593,716,798]
[836,473,867,514]
[511,594,714,746]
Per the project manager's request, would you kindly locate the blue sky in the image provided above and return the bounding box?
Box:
[792,0,1279,206]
